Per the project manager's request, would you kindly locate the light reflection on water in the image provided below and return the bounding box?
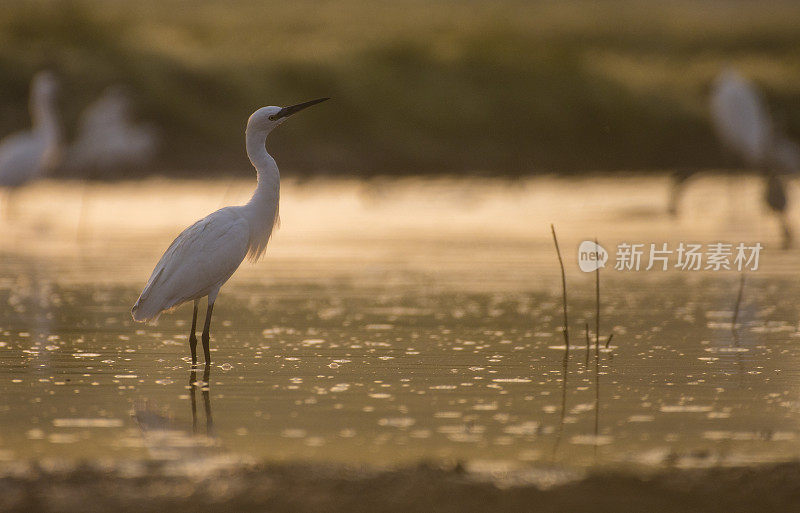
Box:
[0,176,799,472]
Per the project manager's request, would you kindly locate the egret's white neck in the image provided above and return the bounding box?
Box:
[242,127,280,260]
[245,127,280,203]
[31,91,60,145]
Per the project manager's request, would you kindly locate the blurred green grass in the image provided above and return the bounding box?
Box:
[1,0,800,176]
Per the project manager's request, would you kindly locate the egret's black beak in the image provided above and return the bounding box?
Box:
[272,97,329,120]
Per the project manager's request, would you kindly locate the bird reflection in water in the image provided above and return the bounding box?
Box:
[132,366,216,460]
[190,365,214,436]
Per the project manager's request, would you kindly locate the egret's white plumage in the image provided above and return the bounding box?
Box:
[706,69,796,248]
[131,208,251,321]
[131,98,328,364]
[0,71,61,188]
[710,70,773,167]
[65,86,159,172]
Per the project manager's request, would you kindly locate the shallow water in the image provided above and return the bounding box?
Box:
[1,174,799,474]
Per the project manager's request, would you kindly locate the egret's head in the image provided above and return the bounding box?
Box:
[246,98,329,135]
[31,70,59,101]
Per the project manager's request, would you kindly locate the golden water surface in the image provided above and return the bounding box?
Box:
[1,174,799,474]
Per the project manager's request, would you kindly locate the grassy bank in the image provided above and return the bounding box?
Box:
[1,0,800,176]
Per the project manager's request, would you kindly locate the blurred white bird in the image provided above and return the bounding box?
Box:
[131,97,329,365]
[64,86,159,173]
[669,70,797,248]
[711,70,795,247]
[668,69,773,217]
[710,70,774,167]
[0,71,61,195]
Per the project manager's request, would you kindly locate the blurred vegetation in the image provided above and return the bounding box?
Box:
[1,0,800,177]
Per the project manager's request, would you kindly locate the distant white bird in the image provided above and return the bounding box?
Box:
[131,98,329,365]
[710,70,773,167]
[668,69,774,217]
[709,70,800,178]
[669,70,798,248]
[709,71,796,248]
[0,71,61,190]
[65,86,159,173]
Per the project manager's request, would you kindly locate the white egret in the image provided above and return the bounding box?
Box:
[670,70,773,217]
[131,98,329,365]
[709,71,795,248]
[0,71,61,210]
[65,87,159,238]
[709,70,800,178]
[669,70,796,248]
[710,70,773,167]
[65,86,159,173]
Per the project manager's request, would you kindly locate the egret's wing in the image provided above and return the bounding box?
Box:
[132,208,249,320]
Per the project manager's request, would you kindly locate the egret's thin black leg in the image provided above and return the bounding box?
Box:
[201,302,214,364]
[189,300,199,366]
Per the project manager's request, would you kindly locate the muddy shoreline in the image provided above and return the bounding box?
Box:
[2,460,799,513]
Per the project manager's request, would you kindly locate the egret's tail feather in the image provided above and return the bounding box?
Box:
[131,267,167,322]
